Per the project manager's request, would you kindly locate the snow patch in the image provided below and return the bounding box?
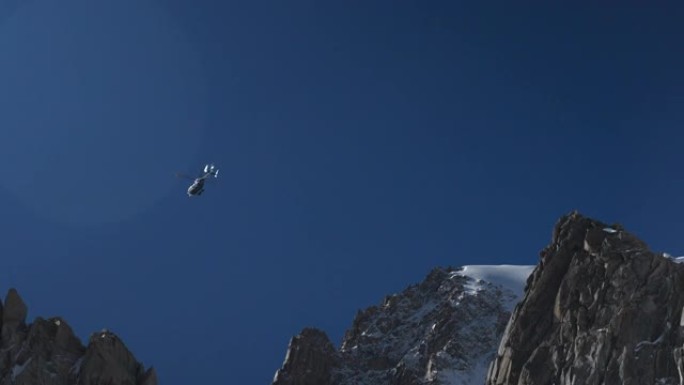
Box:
[70,357,83,374]
[662,253,684,263]
[603,227,618,233]
[635,323,670,352]
[11,357,32,381]
[458,265,534,298]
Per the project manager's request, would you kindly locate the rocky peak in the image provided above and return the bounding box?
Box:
[0,288,155,385]
[78,329,155,385]
[1,289,27,343]
[486,211,684,385]
[273,265,534,385]
[272,328,337,385]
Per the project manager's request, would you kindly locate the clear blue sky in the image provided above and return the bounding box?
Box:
[0,1,683,384]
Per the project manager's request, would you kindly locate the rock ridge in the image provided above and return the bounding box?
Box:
[0,288,155,385]
[486,211,684,385]
[273,265,530,385]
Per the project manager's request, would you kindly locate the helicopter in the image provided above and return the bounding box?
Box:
[176,164,219,197]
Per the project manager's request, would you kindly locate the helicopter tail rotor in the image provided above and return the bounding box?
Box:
[203,164,219,178]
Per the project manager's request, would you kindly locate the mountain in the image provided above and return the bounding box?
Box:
[272,211,684,385]
[272,264,534,384]
[0,288,156,385]
[486,211,684,385]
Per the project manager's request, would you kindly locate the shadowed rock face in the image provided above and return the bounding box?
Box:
[486,211,684,385]
[272,328,338,385]
[0,289,155,385]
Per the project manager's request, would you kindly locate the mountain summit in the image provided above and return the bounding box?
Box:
[272,264,534,384]
[273,211,684,385]
[487,211,684,385]
[0,289,155,385]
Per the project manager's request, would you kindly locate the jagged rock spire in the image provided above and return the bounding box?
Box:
[0,288,155,385]
[272,328,337,385]
[1,288,27,342]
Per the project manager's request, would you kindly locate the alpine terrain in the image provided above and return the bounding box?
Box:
[272,211,684,384]
[272,263,534,384]
[0,289,156,385]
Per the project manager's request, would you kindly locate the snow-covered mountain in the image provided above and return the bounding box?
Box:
[272,264,533,385]
[273,211,684,385]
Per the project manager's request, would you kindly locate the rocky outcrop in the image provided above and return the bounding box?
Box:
[0,289,155,385]
[273,266,531,385]
[272,328,337,385]
[2,289,27,343]
[78,330,156,385]
[486,211,684,385]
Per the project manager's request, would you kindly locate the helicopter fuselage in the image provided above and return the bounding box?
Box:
[187,178,205,196]
[181,164,218,197]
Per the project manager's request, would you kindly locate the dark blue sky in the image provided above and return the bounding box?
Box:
[1,1,683,384]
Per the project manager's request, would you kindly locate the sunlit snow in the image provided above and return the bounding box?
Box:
[662,253,684,263]
[459,265,535,297]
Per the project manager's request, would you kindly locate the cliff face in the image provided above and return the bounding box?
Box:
[273,212,684,384]
[0,289,155,385]
[272,265,533,385]
[486,211,684,385]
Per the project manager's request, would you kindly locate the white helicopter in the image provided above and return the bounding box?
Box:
[176,164,219,197]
